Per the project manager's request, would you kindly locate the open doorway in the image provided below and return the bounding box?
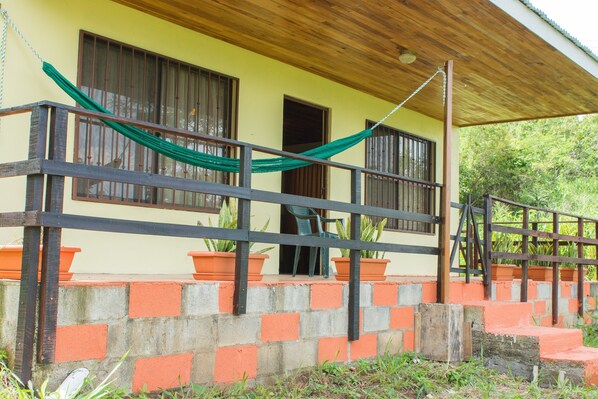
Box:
[279,97,329,275]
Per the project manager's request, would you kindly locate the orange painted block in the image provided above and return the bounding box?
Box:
[449,282,464,303]
[422,282,437,303]
[462,283,484,301]
[533,300,547,316]
[390,306,415,330]
[561,284,572,298]
[403,330,415,351]
[311,283,343,309]
[569,298,580,314]
[495,282,512,301]
[214,345,258,383]
[527,283,538,300]
[588,296,597,310]
[261,313,300,342]
[349,334,377,360]
[55,324,107,363]
[129,282,181,318]
[541,316,553,327]
[373,283,398,306]
[219,283,234,313]
[318,336,348,363]
[584,282,591,297]
[359,308,364,333]
[132,353,193,392]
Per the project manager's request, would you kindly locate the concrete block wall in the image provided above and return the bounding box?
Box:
[0,279,596,392]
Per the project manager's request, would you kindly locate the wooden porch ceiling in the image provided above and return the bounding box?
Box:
[112,0,598,127]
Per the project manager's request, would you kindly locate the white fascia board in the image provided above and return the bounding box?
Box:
[490,0,598,79]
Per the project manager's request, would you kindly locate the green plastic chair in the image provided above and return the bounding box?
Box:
[285,205,343,278]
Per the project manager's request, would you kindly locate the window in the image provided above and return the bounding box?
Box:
[365,122,435,233]
[75,32,238,211]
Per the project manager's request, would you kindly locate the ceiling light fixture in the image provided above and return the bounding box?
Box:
[398,49,417,64]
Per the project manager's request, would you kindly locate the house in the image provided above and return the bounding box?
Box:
[0,0,597,391]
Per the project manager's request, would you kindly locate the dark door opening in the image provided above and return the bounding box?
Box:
[279,97,328,275]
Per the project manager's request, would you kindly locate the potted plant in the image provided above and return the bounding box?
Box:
[559,242,586,282]
[188,200,273,281]
[0,238,81,281]
[332,216,390,281]
[523,242,554,281]
[491,232,520,281]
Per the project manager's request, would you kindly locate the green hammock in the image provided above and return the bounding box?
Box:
[42,62,371,173]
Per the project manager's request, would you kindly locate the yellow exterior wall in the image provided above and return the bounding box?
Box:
[0,0,459,276]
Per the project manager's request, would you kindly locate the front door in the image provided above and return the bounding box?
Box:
[279,97,328,275]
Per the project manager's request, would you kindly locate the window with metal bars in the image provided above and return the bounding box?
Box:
[365,121,436,233]
[74,32,238,211]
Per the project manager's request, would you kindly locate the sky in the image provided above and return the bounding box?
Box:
[528,0,598,55]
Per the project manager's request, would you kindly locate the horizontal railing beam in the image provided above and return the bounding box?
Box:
[491,251,598,265]
[491,224,598,246]
[489,195,598,223]
[0,211,41,227]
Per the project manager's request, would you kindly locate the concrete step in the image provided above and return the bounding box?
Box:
[463,300,533,330]
[541,346,598,386]
[487,325,583,356]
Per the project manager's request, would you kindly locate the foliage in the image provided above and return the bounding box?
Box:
[335,216,387,258]
[198,200,273,254]
[491,232,520,265]
[460,114,598,217]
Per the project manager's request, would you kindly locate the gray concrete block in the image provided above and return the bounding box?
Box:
[558,298,569,315]
[128,316,217,356]
[342,283,372,307]
[191,351,216,384]
[282,340,318,371]
[571,284,578,299]
[590,282,598,297]
[274,285,310,312]
[362,307,390,332]
[57,285,128,325]
[258,343,283,377]
[377,331,404,356]
[217,314,261,346]
[536,283,551,300]
[246,286,275,313]
[398,284,422,306]
[491,283,497,301]
[511,283,521,302]
[182,283,219,316]
[0,282,20,323]
[300,310,347,339]
[419,303,464,362]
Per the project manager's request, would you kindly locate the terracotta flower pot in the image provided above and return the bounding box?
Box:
[514,265,553,281]
[491,264,516,281]
[560,268,586,282]
[332,257,390,281]
[188,251,268,281]
[0,245,80,281]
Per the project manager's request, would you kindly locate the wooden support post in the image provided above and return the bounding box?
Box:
[521,207,529,302]
[577,218,584,317]
[348,169,361,341]
[15,106,48,383]
[37,107,67,363]
[465,195,471,284]
[438,60,453,304]
[483,195,492,300]
[552,212,559,325]
[233,146,252,315]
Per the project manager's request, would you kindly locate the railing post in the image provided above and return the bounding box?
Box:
[552,212,559,325]
[483,195,492,300]
[15,106,49,383]
[348,169,361,341]
[233,146,252,315]
[37,107,68,364]
[577,218,584,317]
[521,207,529,302]
[465,195,471,283]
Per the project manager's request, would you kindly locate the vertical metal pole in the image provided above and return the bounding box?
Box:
[465,195,471,283]
[521,207,529,302]
[552,212,559,325]
[439,59,453,304]
[233,146,252,315]
[577,218,584,317]
[348,169,361,341]
[15,106,48,383]
[37,107,67,364]
[483,195,492,300]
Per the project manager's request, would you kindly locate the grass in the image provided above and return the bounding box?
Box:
[4,352,598,399]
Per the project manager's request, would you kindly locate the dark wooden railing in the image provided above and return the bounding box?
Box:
[485,195,598,324]
[0,101,444,382]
